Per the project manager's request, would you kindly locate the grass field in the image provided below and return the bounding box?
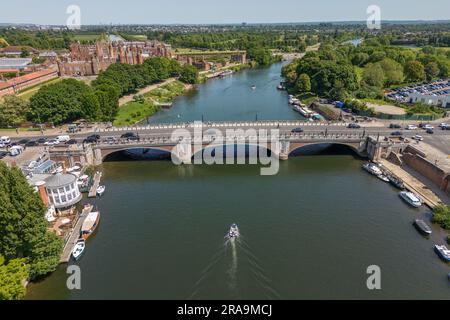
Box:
[144,81,186,103]
[73,34,102,41]
[113,101,160,127]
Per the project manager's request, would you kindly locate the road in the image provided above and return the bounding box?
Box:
[3,121,450,154]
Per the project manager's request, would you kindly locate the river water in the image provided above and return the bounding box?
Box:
[26,62,450,299]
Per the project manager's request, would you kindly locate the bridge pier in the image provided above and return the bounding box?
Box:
[172,141,192,165]
[279,140,290,161]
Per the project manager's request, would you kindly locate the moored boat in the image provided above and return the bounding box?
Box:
[362,163,382,176]
[413,219,432,236]
[377,174,389,182]
[399,191,422,208]
[220,70,233,77]
[72,238,86,260]
[81,211,100,240]
[387,174,405,190]
[97,185,105,196]
[434,244,450,262]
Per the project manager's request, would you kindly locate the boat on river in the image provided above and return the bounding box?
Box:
[413,219,432,236]
[362,163,382,176]
[377,174,389,182]
[220,70,233,77]
[72,238,86,260]
[399,191,422,208]
[81,211,100,240]
[387,174,405,190]
[227,223,240,239]
[97,185,105,196]
[434,245,450,262]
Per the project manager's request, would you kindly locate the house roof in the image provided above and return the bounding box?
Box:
[0,68,58,91]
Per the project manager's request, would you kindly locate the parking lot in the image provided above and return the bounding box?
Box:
[386,78,450,104]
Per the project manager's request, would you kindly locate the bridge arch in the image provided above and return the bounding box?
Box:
[102,146,178,162]
[289,142,364,157]
[191,143,275,162]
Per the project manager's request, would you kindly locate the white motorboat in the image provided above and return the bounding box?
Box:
[434,245,450,262]
[399,191,422,208]
[377,174,389,182]
[362,163,382,176]
[97,185,106,196]
[228,223,240,239]
[72,239,86,260]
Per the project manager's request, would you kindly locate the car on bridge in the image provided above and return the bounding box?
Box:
[406,124,418,130]
[347,123,361,129]
[391,131,403,136]
[37,138,47,144]
[389,123,401,129]
[412,135,423,141]
[66,139,78,145]
[426,128,434,134]
[25,140,38,147]
[291,128,304,133]
[121,132,140,141]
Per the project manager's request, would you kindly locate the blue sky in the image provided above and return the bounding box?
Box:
[1,0,449,25]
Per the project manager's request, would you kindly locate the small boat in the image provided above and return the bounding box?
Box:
[220,70,233,77]
[251,85,256,90]
[413,219,432,236]
[377,174,389,182]
[362,163,382,176]
[81,211,100,240]
[97,185,105,196]
[228,223,240,239]
[399,191,422,208]
[387,174,405,190]
[434,245,450,262]
[72,239,86,260]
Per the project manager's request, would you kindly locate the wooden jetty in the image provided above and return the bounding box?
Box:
[88,171,102,198]
[60,204,93,263]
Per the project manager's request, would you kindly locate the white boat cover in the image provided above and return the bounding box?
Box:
[82,211,99,232]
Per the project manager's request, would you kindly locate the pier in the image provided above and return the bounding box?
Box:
[60,204,93,263]
[88,171,102,198]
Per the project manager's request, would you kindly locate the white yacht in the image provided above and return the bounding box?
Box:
[362,163,382,176]
[434,245,450,262]
[97,185,106,196]
[72,239,86,260]
[377,174,389,182]
[399,191,422,208]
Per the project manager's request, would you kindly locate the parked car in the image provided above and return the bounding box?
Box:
[0,136,11,147]
[291,128,304,133]
[412,135,423,141]
[0,151,9,159]
[9,145,24,156]
[347,123,361,129]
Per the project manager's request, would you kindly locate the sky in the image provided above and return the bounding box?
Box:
[0,0,449,25]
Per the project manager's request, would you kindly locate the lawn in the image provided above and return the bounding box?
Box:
[18,78,63,101]
[144,81,186,103]
[113,101,160,127]
[73,34,102,41]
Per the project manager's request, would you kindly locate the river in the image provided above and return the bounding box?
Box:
[26,62,450,299]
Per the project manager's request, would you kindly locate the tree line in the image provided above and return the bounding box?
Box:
[21,57,198,125]
[282,37,450,102]
[0,162,63,300]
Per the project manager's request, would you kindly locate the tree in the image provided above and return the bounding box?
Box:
[29,79,97,124]
[404,60,426,82]
[378,58,404,86]
[179,64,199,84]
[0,255,29,300]
[425,61,440,81]
[363,63,385,88]
[0,162,63,280]
[295,73,311,93]
[0,95,29,127]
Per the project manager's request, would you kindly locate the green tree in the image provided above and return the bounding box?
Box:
[295,73,311,93]
[0,95,29,127]
[0,255,29,300]
[378,58,404,86]
[363,63,385,88]
[404,60,426,82]
[432,205,450,230]
[425,61,440,81]
[0,162,63,280]
[179,64,199,84]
